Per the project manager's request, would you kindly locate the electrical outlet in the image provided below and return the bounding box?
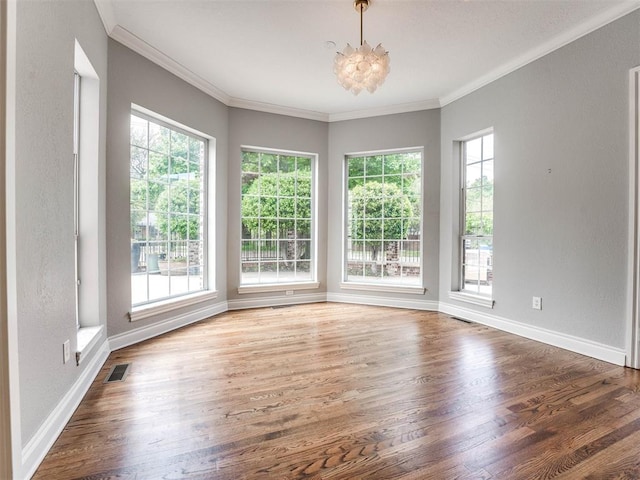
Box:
[532,296,542,310]
[285,290,294,296]
[63,340,70,364]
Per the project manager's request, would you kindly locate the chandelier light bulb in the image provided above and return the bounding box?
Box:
[334,0,390,95]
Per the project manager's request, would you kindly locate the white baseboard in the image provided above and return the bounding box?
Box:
[227,293,327,311]
[109,301,228,351]
[327,291,439,312]
[19,339,110,480]
[439,301,626,366]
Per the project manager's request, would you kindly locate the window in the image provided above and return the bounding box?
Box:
[73,71,80,328]
[240,148,316,286]
[461,133,494,297]
[130,112,208,306]
[344,149,423,287]
[74,40,104,362]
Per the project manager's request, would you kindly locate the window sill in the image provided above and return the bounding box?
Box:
[237,281,320,295]
[448,291,494,309]
[76,325,104,366]
[129,290,218,322]
[340,282,426,295]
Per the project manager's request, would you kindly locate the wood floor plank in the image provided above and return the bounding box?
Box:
[33,303,640,479]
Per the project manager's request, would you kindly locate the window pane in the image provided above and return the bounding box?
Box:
[466,138,481,164]
[130,116,148,148]
[149,123,170,154]
[482,134,494,160]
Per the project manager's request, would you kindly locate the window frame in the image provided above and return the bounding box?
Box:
[458,131,494,302]
[129,107,215,313]
[238,146,319,293]
[341,147,426,294]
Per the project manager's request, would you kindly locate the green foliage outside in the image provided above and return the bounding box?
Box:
[130,115,205,243]
[241,172,312,236]
[350,182,414,261]
[465,175,494,236]
[155,180,201,240]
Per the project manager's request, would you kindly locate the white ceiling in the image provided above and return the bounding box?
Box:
[94,0,640,121]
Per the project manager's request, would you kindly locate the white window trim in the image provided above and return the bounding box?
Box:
[340,282,426,295]
[239,145,318,288]
[76,325,104,365]
[455,131,494,300]
[342,146,425,289]
[129,290,218,322]
[238,281,319,295]
[448,290,495,309]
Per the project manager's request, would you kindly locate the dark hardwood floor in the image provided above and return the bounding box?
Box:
[34,303,640,479]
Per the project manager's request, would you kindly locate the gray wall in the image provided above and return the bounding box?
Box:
[327,110,441,301]
[439,10,640,348]
[106,40,229,337]
[227,108,329,300]
[13,0,107,444]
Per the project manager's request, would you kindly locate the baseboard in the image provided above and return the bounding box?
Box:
[109,301,228,351]
[19,339,110,480]
[327,291,440,312]
[227,293,327,311]
[439,301,626,366]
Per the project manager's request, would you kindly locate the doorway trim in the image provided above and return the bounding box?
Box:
[628,66,640,369]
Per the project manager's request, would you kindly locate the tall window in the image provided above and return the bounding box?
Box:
[345,149,422,286]
[461,133,494,296]
[130,112,207,306]
[240,148,315,285]
[73,72,80,328]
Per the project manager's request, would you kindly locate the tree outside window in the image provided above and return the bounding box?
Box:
[345,150,423,285]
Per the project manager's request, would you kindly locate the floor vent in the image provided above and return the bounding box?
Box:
[104,363,131,383]
[271,304,293,309]
[452,316,473,324]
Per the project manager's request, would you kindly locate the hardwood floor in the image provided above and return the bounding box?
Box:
[34,303,640,479]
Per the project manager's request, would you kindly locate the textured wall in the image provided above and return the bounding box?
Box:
[106,40,229,338]
[14,0,107,445]
[439,10,640,348]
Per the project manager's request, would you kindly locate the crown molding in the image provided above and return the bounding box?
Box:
[93,0,116,35]
[228,97,329,122]
[441,1,640,107]
[328,98,441,122]
[109,25,231,106]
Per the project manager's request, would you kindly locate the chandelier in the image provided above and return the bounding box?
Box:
[334,0,390,95]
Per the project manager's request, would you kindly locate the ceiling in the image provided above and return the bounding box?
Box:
[94,0,640,121]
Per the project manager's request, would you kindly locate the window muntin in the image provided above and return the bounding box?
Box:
[130,112,207,306]
[344,150,423,286]
[461,133,494,296]
[240,149,316,285]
